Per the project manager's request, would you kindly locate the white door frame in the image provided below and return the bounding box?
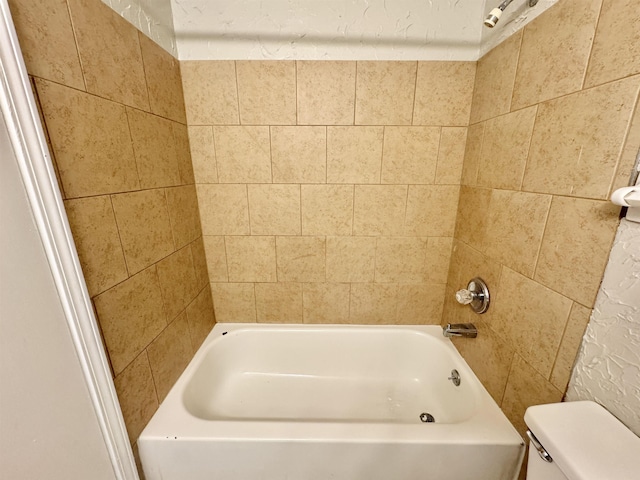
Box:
[0,2,138,479]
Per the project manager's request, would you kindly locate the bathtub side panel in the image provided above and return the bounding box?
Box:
[139,438,524,480]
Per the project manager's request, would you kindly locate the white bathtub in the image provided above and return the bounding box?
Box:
[139,324,524,480]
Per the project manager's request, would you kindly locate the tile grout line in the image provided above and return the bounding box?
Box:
[210,126,220,182]
[161,188,178,251]
[64,0,88,92]
[411,61,419,126]
[123,107,143,191]
[108,194,131,279]
[433,126,444,184]
[507,29,526,113]
[234,61,242,124]
[580,0,606,91]
[531,195,554,280]
[518,104,540,191]
[136,31,153,112]
[353,62,359,125]
[546,302,576,386]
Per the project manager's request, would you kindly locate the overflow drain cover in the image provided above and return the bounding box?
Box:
[419,413,435,423]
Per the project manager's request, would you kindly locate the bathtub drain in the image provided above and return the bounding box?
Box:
[419,413,435,423]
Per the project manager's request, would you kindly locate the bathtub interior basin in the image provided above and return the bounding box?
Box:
[183,326,478,424]
[139,323,524,480]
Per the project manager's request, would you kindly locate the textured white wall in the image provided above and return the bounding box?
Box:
[566,219,640,436]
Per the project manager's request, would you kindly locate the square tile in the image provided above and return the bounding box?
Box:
[202,236,228,282]
[585,0,640,87]
[186,287,216,349]
[127,108,180,189]
[454,186,491,252]
[111,189,175,274]
[424,237,453,285]
[35,79,139,198]
[210,283,256,323]
[188,126,218,184]
[523,77,639,199]
[327,126,384,183]
[113,351,158,442]
[483,190,552,277]
[67,0,149,109]
[512,0,602,109]
[8,0,84,89]
[248,185,301,235]
[375,237,428,283]
[303,283,351,324]
[355,61,417,125]
[197,184,250,235]
[271,126,326,183]
[255,283,303,323]
[147,313,193,401]
[276,236,326,282]
[236,61,296,125]
[166,185,202,249]
[156,246,199,322]
[381,127,440,184]
[435,127,467,185]
[353,185,407,236]
[413,61,475,126]
[180,61,239,125]
[492,267,573,378]
[301,185,354,236]
[396,284,446,325]
[297,61,356,125]
[94,266,167,375]
[172,123,195,185]
[460,123,484,186]
[139,32,186,123]
[404,185,460,237]
[213,126,271,183]
[470,31,522,124]
[535,197,619,306]
[476,106,537,190]
[64,196,128,296]
[190,237,209,289]
[326,237,376,283]
[226,236,277,282]
[349,284,398,324]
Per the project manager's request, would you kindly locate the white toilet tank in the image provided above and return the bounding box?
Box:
[524,401,640,480]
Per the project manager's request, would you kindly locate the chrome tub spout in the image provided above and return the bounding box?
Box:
[443,323,478,338]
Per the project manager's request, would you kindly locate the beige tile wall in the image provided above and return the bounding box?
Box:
[183,60,476,325]
[8,0,215,449]
[444,0,640,452]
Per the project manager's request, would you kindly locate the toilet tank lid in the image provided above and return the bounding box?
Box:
[524,401,640,480]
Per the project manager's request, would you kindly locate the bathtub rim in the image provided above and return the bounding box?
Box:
[140,323,524,446]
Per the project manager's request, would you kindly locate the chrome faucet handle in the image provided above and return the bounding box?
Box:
[455,289,474,305]
[455,278,490,314]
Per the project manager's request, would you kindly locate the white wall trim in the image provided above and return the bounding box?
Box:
[0,2,138,479]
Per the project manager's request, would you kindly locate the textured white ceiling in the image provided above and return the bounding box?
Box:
[103,0,560,60]
[171,0,483,60]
